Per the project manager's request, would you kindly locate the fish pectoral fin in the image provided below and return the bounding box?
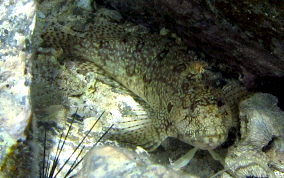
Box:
[107,116,167,151]
[208,149,225,166]
[170,147,199,169]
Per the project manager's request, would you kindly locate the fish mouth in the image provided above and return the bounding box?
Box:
[189,134,227,150]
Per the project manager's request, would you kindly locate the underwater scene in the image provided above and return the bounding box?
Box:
[0,0,283,177]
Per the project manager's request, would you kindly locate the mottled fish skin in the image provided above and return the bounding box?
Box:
[41,23,241,151]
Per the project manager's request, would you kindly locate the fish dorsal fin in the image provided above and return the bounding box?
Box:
[86,23,128,41]
[41,23,129,49]
[41,28,82,49]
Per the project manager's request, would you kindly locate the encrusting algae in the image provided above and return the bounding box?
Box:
[41,22,249,167]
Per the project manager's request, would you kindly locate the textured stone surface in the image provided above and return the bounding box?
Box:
[0,0,35,168]
[76,145,187,178]
[239,93,284,148]
[101,0,284,81]
[222,93,284,177]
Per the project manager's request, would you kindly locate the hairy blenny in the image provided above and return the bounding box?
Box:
[41,23,246,162]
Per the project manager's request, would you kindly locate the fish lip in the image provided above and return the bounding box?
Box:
[179,134,227,150]
[195,134,227,149]
[193,142,219,150]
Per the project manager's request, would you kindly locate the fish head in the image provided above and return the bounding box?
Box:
[173,92,233,150]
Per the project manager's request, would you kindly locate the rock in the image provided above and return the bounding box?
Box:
[0,0,35,167]
[76,145,186,178]
[222,93,284,177]
[102,0,284,80]
[239,93,284,148]
[223,145,275,177]
[94,8,123,23]
[76,0,93,11]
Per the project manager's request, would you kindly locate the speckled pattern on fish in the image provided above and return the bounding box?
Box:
[41,23,245,152]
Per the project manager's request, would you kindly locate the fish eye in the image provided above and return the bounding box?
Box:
[215,78,227,88]
[217,100,225,107]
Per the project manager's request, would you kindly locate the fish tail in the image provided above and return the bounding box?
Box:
[222,81,250,106]
[221,81,251,127]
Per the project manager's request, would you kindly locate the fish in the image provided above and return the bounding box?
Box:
[41,22,247,162]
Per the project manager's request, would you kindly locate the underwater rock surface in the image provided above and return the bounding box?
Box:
[0,0,35,166]
[77,145,186,178]
[223,93,284,177]
[102,0,284,81]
